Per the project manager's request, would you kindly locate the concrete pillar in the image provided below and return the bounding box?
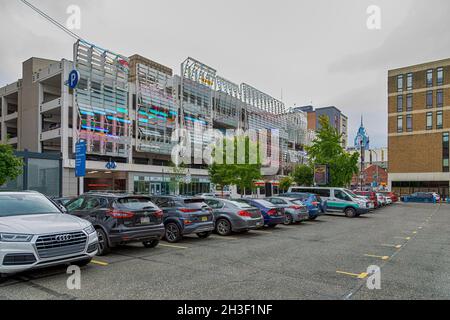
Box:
[1,96,6,143]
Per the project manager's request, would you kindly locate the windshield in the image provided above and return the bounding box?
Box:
[0,194,61,217]
[344,189,360,199]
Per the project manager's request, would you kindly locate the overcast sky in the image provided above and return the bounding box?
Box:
[1,0,450,148]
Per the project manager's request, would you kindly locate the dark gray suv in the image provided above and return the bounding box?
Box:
[150,196,215,243]
[203,198,264,236]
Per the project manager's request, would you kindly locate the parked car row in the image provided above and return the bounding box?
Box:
[1,187,398,277]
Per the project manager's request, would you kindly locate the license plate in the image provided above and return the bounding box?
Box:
[201,217,208,222]
[140,217,151,224]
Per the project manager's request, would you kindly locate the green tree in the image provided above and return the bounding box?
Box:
[0,143,23,186]
[209,135,262,197]
[292,165,314,187]
[306,116,359,187]
[279,176,294,193]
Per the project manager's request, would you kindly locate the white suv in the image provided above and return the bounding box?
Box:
[0,192,98,276]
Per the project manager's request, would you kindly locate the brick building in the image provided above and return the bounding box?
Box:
[388,58,450,196]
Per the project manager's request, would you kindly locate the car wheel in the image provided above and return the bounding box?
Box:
[216,219,232,236]
[143,239,159,248]
[71,258,92,267]
[96,228,110,256]
[309,216,317,221]
[284,214,293,225]
[197,231,212,239]
[165,223,182,243]
[345,207,357,218]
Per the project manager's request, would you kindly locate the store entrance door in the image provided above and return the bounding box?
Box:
[150,183,162,196]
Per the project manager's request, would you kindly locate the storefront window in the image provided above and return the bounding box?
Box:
[27,158,60,197]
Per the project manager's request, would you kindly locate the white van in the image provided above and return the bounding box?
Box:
[287,187,370,218]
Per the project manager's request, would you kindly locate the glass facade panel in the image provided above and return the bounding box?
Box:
[27,158,60,197]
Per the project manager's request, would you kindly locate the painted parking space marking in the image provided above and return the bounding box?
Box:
[394,236,411,240]
[336,271,368,279]
[381,244,402,249]
[159,243,189,249]
[364,254,390,261]
[210,235,240,241]
[91,259,109,266]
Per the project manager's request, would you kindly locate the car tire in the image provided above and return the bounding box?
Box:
[309,216,317,221]
[216,218,232,236]
[284,214,293,225]
[267,224,278,228]
[96,228,110,256]
[143,239,160,248]
[71,258,92,267]
[345,207,357,218]
[197,231,212,239]
[165,222,182,243]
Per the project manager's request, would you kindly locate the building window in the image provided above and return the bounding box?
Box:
[443,133,449,172]
[426,112,433,130]
[397,75,404,92]
[437,67,444,86]
[427,90,433,108]
[397,95,403,112]
[437,90,444,108]
[406,94,413,111]
[437,111,443,129]
[397,116,403,133]
[407,73,413,91]
[406,114,413,132]
[427,69,433,87]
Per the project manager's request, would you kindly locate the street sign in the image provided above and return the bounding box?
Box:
[75,140,87,177]
[106,161,117,170]
[68,70,80,89]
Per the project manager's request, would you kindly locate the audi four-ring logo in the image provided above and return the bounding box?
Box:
[55,234,72,242]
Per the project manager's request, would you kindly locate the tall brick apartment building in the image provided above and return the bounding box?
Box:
[388,58,450,197]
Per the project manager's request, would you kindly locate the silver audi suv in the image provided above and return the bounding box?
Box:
[0,192,99,276]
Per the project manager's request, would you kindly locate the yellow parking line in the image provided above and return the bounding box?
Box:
[381,244,402,249]
[364,254,390,261]
[336,271,368,279]
[211,235,240,241]
[91,259,109,266]
[394,236,411,240]
[159,243,189,249]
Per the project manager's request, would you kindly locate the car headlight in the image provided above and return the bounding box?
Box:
[0,233,33,242]
[83,225,96,235]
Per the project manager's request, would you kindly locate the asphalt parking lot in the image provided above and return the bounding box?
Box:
[1,202,449,300]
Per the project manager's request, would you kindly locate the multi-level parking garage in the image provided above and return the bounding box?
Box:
[0,40,315,198]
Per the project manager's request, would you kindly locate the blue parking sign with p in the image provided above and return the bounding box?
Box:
[68,70,80,89]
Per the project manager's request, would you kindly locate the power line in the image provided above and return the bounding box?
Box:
[18,0,83,41]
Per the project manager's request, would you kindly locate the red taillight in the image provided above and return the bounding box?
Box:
[290,205,302,210]
[154,210,163,218]
[267,209,278,216]
[238,210,252,217]
[312,202,319,206]
[180,208,198,213]
[107,210,134,219]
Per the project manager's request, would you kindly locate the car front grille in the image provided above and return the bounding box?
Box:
[35,231,88,259]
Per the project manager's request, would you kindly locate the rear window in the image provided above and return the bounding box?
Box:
[0,194,61,217]
[115,198,157,210]
[182,198,207,209]
[254,199,276,207]
[228,201,254,209]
